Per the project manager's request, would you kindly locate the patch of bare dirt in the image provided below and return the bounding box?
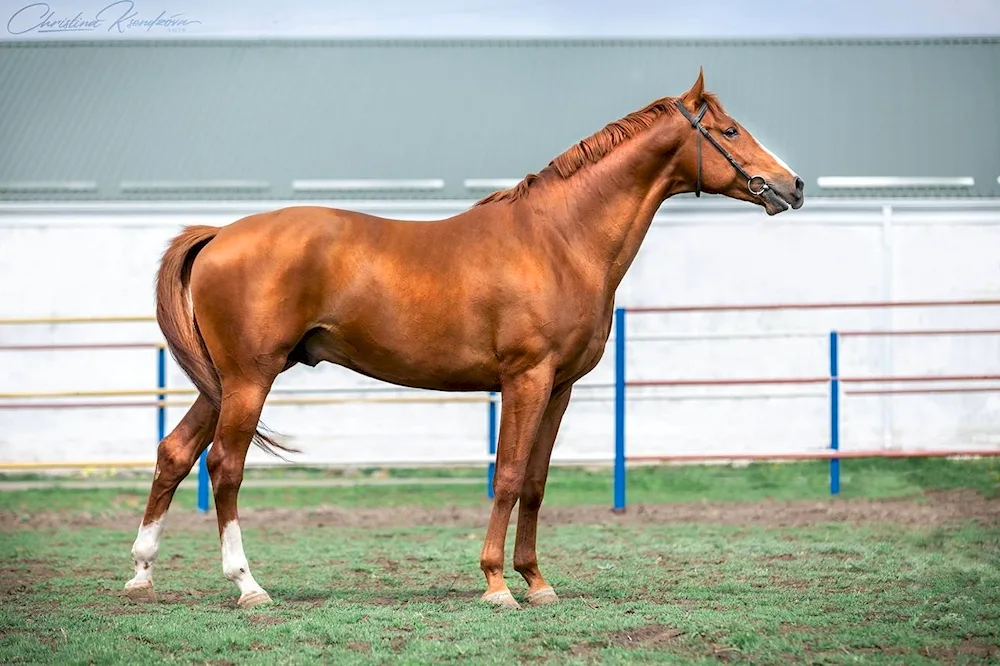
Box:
[777,621,837,635]
[2,489,997,533]
[0,559,57,607]
[607,624,686,649]
[919,639,1000,661]
[569,623,686,661]
[247,614,284,628]
[759,553,797,562]
[844,640,1000,661]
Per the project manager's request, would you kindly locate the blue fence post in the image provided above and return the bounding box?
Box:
[487,391,498,500]
[197,450,209,513]
[829,330,841,495]
[613,307,627,513]
[156,346,166,444]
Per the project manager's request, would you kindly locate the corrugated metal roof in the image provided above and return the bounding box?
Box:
[1,37,997,200]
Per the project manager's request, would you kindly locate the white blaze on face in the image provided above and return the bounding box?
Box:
[126,518,165,587]
[220,520,266,596]
[752,134,797,178]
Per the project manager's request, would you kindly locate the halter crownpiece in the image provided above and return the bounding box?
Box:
[675,99,771,199]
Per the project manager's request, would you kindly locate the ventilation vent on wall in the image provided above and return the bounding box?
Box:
[119,180,270,193]
[0,181,98,193]
[817,176,975,189]
[292,179,445,193]
[463,178,522,191]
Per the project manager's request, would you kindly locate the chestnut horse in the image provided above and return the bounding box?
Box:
[123,69,803,610]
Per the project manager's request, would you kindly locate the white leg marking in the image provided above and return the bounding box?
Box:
[221,520,267,597]
[126,518,164,588]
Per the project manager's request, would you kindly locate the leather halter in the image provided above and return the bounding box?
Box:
[675,99,769,198]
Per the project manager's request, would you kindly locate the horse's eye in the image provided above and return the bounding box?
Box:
[723,127,739,139]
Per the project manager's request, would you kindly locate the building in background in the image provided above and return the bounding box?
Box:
[1,37,998,202]
[1,36,998,467]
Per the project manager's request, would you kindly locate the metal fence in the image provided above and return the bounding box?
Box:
[3,298,1000,513]
[611,299,1000,511]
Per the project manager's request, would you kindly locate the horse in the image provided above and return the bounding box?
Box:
[122,68,803,610]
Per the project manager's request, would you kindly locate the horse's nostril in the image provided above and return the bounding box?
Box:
[794,177,804,193]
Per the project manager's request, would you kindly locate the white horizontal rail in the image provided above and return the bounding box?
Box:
[0,197,964,214]
[0,202,996,235]
[1,178,994,196]
[292,179,445,192]
[0,181,98,193]
[120,179,270,193]
[817,176,975,189]
[462,178,522,190]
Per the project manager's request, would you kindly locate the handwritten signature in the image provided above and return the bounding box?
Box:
[7,1,201,35]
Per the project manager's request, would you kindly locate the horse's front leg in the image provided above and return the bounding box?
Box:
[513,385,572,605]
[479,361,555,610]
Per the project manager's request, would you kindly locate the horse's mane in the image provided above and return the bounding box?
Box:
[476,92,725,206]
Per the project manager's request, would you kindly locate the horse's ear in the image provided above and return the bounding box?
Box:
[680,66,705,111]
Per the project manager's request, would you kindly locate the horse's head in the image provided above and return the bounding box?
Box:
[674,68,804,215]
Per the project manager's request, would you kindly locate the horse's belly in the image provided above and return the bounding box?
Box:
[299,327,499,392]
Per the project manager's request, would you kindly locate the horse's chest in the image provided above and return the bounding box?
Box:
[557,315,613,382]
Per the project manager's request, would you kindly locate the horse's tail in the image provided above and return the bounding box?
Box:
[155,225,296,457]
[155,225,223,414]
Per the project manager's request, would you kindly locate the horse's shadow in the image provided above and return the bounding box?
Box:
[275,586,482,607]
[249,584,610,610]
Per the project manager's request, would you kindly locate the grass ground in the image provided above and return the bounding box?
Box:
[2,457,998,513]
[1,458,998,664]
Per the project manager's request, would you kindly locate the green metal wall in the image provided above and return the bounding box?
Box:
[1,38,998,200]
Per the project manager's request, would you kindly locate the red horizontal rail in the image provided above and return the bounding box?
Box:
[846,386,1000,396]
[0,342,164,352]
[839,328,1000,338]
[845,373,1000,384]
[0,401,174,410]
[3,330,995,352]
[626,449,1000,462]
[628,377,829,388]
[0,401,161,410]
[628,373,1000,389]
[626,298,1000,315]
[7,384,997,409]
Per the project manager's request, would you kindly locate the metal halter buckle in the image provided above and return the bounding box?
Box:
[747,176,769,196]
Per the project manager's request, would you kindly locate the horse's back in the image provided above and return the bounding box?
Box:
[186,204,510,383]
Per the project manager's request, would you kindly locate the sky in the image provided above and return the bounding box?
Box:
[3,0,1000,40]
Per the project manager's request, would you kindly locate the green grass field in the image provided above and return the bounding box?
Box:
[1,458,998,664]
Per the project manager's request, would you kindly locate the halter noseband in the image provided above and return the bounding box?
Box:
[675,99,769,198]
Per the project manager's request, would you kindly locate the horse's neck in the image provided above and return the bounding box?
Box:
[551,126,685,291]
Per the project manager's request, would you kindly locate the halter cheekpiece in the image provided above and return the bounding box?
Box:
[675,99,770,199]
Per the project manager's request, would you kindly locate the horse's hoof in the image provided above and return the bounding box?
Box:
[123,580,157,604]
[527,586,559,606]
[481,589,521,610]
[237,589,272,609]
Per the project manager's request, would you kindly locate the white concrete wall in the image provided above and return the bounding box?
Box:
[1,197,999,467]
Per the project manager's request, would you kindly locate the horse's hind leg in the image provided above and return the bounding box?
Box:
[124,394,218,602]
[207,378,274,608]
